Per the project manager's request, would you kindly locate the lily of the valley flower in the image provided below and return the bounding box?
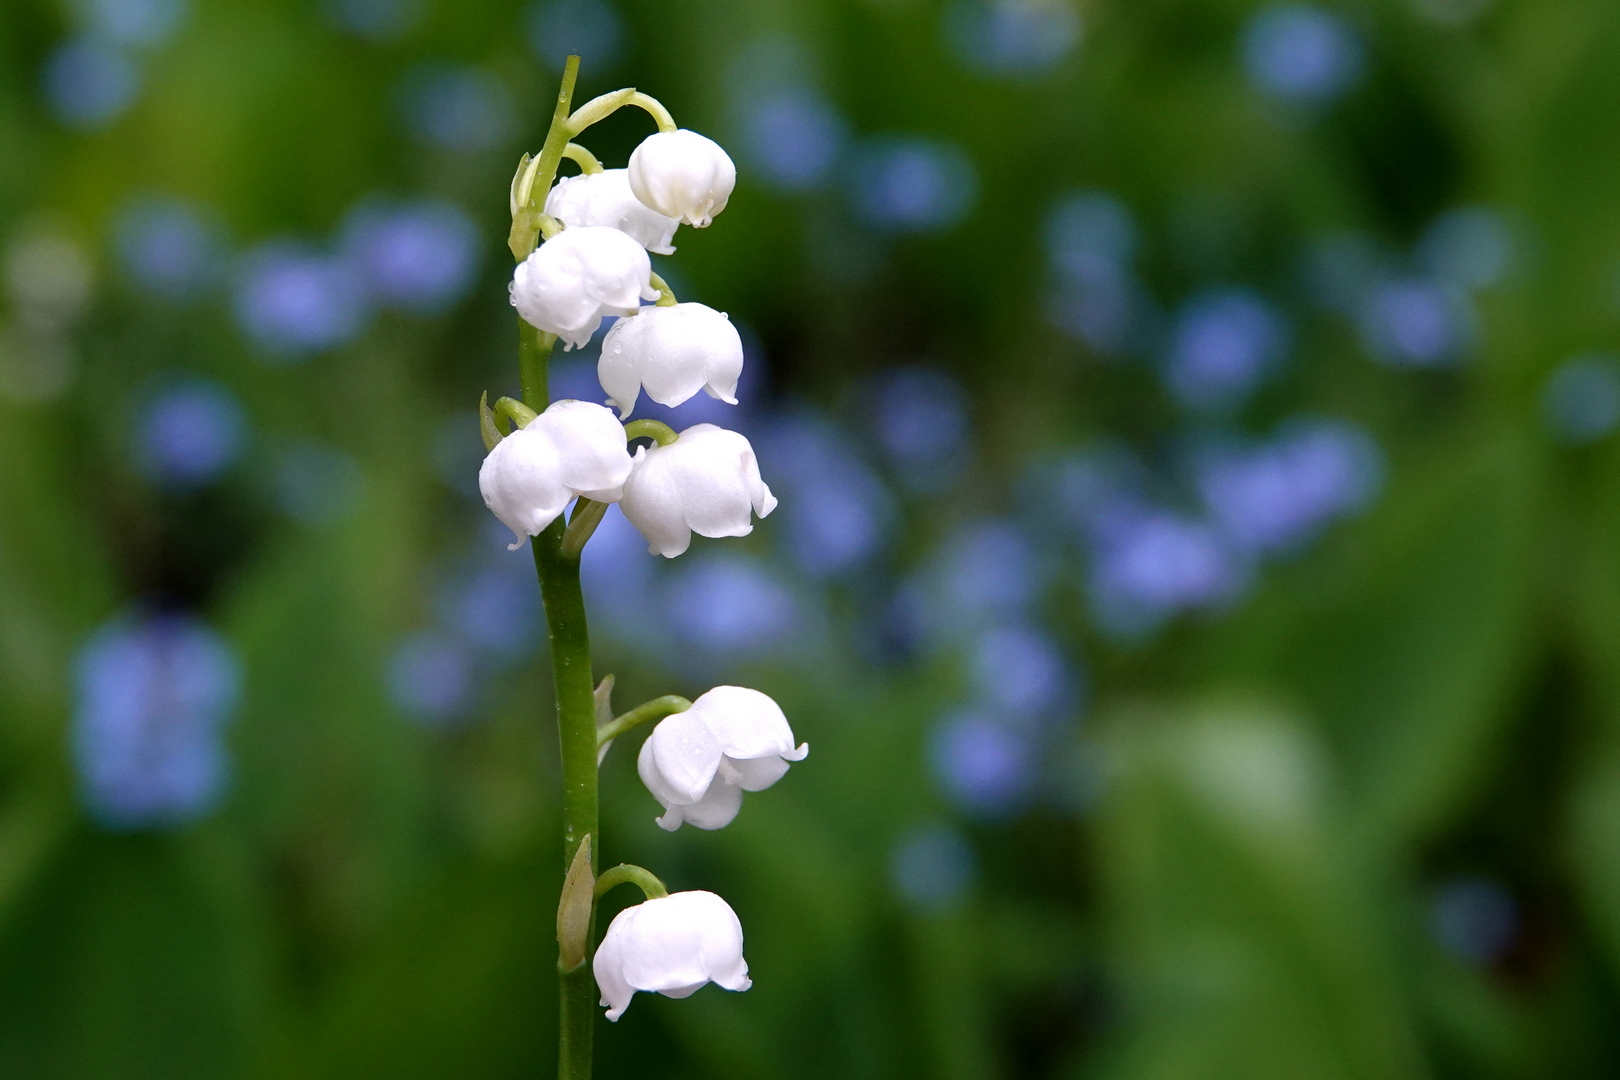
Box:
[637,686,807,831]
[510,226,657,349]
[599,302,743,417]
[594,890,751,1021]
[618,425,776,558]
[628,130,736,228]
[479,399,633,548]
[545,169,680,255]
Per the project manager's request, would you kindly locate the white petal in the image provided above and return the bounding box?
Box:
[619,445,698,557]
[533,399,633,497]
[592,915,636,1021]
[545,169,680,254]
[477,425,571,545]
[628,130,737,228]
[665,777,745,830]
[602,892,750,1005]
[687,686,798,759]
[641,709,724,804]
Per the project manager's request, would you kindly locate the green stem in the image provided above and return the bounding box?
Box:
[596,695,691,747]
[594,864,671,901]
[509,55,582,260]
[648,271,679,307]
[561,497,609,558]
[623,419,679,446]
[519,321,554,412]
[508,54,600,1080]
[534,519,599,1080]
[562,142,604,174]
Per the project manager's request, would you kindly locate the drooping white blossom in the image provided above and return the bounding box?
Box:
[618,425,777,558]
[544,169,680,255]
[637,686,807,831]
[599,302,743,417]
[628,130,736,228]
[510,226,657,349]
[479,399,633,548]
[594,890,752,1021]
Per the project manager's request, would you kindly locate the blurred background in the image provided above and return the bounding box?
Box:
[3,0,1620,1075]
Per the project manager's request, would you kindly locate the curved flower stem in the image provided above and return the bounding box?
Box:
[623,419,679,446]
[566,88,677,136]
[561,142,604,174]
[594,863,671,901]
[560,497,609,558]
[648,271,679,307]
[493,396,539,431]
[596,695,691,748]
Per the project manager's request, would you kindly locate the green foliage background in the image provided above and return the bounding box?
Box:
[2,0,1620,1076]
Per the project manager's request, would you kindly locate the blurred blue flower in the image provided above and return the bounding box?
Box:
[43,38,140,129]
[871,367,970,492]
[328,0,424,41]
[761,415,893,578]
[738,87,847,192]
[440,554,542,663]
[1358,277,1472,367]
[929,711,1035,818]
[399,64,516,152]
[1196,418,1383,555]
[890,824,978,910]
[850,138,977,233]
[1418,206,1513,292]
[78,0,188,47]
[388,631,475,726]
[135,378,246,489]
[1164,288,1289,411]
[530,0,624,71]
[1242,4,1362,107]
[113,195,224,302]
[969,623,1078,723]
[340,198,480,314]
[1542,354,1620,445]
[234,241,370,359]
[273,440,365,527]
[72,610,240,829]
[1087,505,1246,637]
[943,0,1081,78]
[581,503,662,642]
[1429,875,1519,966]
[664,554,800,659]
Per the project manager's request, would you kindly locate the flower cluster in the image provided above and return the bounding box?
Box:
[486,128,776,563]
[483,103,805,1027]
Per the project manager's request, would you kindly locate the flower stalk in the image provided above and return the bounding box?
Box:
[489,53,794,1077]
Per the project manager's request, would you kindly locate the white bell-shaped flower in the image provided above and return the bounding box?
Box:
[544,169,679,255]
[628,130,736,228]
[637,686,807,831]
[594,890,751,1021]
[479,400,633,548]
[618,425,777,558]
[599,303,743,417]
[510,226,657,349]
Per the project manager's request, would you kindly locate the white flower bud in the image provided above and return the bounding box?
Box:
[479,399,633,548]
[598,302,743,417]
[618,425,776,558]
[544,169,680,255]
[593,890,752,1021]
[628,130,736,228]
[637,686,807,831]
[509,226,657,349]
